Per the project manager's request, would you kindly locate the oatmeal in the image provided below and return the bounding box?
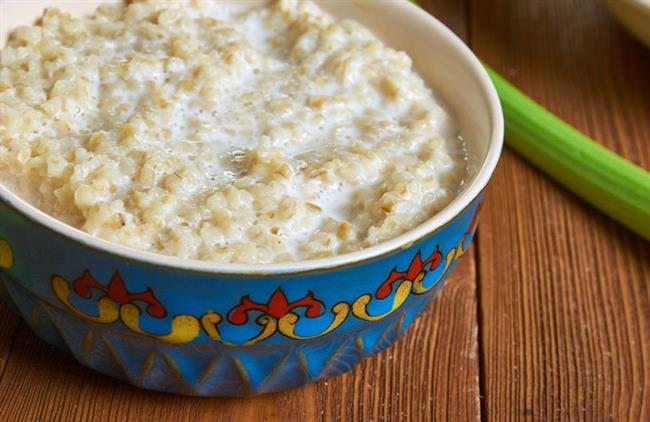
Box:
[0,0,466,264]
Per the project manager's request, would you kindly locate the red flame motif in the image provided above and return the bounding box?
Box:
[229,288,324,325]
[73,271,167,318]
[375,249,443,299]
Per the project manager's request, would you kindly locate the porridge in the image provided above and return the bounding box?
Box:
[0,0,467,264]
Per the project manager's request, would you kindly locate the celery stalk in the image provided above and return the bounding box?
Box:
[486,67,650,240]
[409,0,650,239]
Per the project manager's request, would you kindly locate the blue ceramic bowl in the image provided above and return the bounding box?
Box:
[0,1,503,396]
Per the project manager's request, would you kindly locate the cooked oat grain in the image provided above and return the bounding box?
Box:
[0,0,466,264]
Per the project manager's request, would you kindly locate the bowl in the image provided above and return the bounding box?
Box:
[603,0,650,48]
[0,0,503,396]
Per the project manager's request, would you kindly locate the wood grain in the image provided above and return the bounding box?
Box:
[471,0,650,419]
[315,251,480,422]
[0,301,21,380]
[471,0,650,169]
[0,325,322,421]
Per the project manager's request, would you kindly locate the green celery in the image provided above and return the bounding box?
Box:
[409,0,650,239]
[486,67,650,240]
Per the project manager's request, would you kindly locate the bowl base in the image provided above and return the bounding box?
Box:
[0,275,441,396]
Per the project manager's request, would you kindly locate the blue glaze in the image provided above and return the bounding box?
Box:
[0,193,483,396]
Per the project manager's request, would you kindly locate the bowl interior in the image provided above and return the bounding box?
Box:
[603,0,650,48]
[0,0,503,274]
[318,1,492,174]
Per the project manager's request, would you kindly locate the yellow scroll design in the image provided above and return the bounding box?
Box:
[412,248,457,295]
[201,312,278,347]
[52,275,199,344]
[120,304,200,344]
[352,280,413,322]
[52,276,119,324]
[278,302,350,340]
[0,240,14,269]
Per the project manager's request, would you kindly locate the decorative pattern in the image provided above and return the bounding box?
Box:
[0,239,13,269]
[73,271,167,318]
[352,239,461,321]
[47,202,484,346]
[201,289,351,346]
[230,289,350,341]
[52,272,200,344]
[25,288,424,396]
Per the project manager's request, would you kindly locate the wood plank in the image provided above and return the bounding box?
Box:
[419,0,469,41]
[472,0,650,169]
[0,301,21,380]
[317,250,480,422]
[478,154,650,420]
[470,0,650,419]
[0,3,481,420]
[0,324,321,422]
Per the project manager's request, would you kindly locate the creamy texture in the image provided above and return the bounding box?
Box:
[0,0,466,264]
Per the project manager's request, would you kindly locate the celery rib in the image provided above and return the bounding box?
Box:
[412,0,650,239]
[485,67,650,240]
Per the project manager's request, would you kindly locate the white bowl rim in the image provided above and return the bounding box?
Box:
[610,0,650,12]
[0,0,504,276]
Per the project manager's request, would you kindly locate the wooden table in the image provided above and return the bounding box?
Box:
[1,0,649,420]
